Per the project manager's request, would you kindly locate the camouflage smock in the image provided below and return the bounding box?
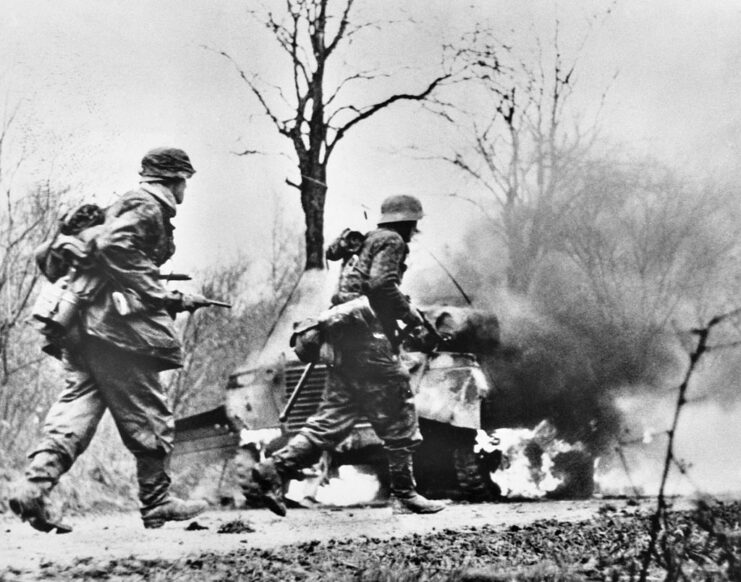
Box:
[81,187,182,369]
[331,227,415,337]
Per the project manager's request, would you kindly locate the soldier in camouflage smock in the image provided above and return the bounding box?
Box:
[253,195,445,515]
[8,148,208,531]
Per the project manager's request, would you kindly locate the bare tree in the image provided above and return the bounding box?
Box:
[433,19,608,293]
[211,0,452,270]
[557,159,741,329]
[0,102,68,463]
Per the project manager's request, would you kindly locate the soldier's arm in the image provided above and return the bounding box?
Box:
[366,237,415,323]
[91,197,170,306]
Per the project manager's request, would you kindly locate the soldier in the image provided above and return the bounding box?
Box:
[252,194,445,515]
[8,147,208,531]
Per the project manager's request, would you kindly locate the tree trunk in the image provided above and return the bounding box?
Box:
[300,166,327,271]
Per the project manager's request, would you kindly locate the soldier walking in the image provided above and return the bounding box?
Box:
[8,147,208,531]
[252,195,445,515]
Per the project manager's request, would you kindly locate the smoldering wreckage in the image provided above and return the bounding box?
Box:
[173,268,599,510]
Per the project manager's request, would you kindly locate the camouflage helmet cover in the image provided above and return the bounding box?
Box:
[378,194,424,224]
[139,147,196,180]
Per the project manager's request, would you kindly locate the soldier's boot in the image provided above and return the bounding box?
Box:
[9,451,71,533]
[252,434,321,517]
[388,453,445,515]
[137,452,208,529]
[251,458,287,517]
[141,498,209,529]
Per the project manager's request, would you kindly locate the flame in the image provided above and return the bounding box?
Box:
[286,463,381,507]
[479,420,584,498]
[314,465,381,506]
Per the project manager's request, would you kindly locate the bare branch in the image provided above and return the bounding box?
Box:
[325,68,391,109]
[326,73,450,156]
[204,45,291,138]
[232,148,263,157]
[324,0,354,56]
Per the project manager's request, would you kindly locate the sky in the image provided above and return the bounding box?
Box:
[2,0,741,278]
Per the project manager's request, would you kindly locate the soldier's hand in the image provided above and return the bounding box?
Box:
[179,293,203,312]
[401,308,425,330]
[167,291,205,313]
[164,290,184,317]
[403,325,440,354]
[164,290,202,315]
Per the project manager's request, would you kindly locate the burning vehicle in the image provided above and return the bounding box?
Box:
[172,270,595,506]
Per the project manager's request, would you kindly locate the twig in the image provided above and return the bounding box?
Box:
[639,311,739,581]
[614,444,641,498]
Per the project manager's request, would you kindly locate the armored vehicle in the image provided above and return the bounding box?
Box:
[172,270,593,504]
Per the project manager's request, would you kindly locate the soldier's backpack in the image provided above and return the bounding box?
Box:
[35,203,106,282]
[31,203,107,348]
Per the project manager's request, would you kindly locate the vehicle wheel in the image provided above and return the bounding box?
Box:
[415,419,500,501]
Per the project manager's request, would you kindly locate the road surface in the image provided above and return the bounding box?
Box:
[1,497,666,576]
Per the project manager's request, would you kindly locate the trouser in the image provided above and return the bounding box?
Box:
[27,335,175,511]
[272,331,423,496]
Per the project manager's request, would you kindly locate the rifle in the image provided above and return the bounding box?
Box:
[279,362,315,422]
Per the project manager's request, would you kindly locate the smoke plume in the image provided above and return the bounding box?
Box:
[407,178,741,495]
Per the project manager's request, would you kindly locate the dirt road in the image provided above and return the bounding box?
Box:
[1,497,662,577]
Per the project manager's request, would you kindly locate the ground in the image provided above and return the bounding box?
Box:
[2,497,716,581]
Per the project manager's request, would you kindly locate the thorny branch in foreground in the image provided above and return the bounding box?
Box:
[639,306,741,581]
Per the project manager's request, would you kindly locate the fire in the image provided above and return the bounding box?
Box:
[238,429,382,507]
[477,420,586,498]
[286,463,381,507]
[314,465,381,506]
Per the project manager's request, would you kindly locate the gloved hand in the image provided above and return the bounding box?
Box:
[402,325,440,354]
[401,308,425,330]
[165,290,201,317]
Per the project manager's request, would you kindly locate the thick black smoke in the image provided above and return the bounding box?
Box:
[408,206,735,459]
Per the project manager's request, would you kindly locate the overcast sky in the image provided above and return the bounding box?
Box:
[2,0,741,276]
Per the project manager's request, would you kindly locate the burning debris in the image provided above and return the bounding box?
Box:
[477,420,593,499]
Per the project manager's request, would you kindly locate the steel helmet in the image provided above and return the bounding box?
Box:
[139,147,196,180]
[378,194,424,223]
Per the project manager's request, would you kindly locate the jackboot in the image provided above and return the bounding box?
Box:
[388,452,445,514]
[137,452,207,528]
[141,497,208,529]
[252,434,321,517]
[9,451,72,533]
[251,458,287,517]
[271,433,322,478]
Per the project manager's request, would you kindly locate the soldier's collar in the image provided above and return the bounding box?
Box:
[139,182,177,216]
